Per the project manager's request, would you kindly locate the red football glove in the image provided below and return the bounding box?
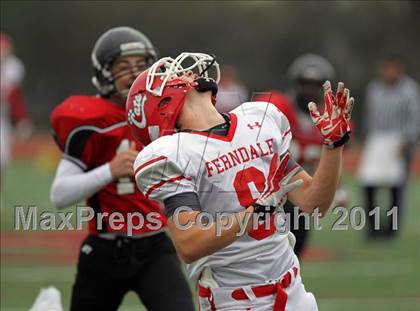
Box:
[308,81,355,149]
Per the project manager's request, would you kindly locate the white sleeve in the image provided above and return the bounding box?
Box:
[50,158,113,209]
[134,150,196,203]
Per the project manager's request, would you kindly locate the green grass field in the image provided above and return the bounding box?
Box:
[1,160,419,310]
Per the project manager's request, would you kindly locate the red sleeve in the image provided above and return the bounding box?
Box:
[50,96,106,170]
[253,91,298,130]
[8,86,30,123]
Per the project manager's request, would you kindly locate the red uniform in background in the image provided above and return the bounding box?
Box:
[255,90,351,257]
[50,95,166,235]
[254,91,323,257]
[255,91,323,173]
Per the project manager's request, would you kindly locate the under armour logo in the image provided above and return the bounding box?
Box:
[247,122,262,130]
[81,244,93,255]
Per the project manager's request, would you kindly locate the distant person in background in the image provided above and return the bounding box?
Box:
[255,54,348,258]
[359,55,420,239]
[215,65,248,113]
[0,32,33,172]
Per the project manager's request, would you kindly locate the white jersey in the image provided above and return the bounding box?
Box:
[1,55,25,169]
[134,102,299,287]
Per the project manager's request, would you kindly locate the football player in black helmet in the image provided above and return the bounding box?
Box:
[50,27,195,310]
[91,26,158,100]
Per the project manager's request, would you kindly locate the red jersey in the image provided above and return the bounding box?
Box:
[254,91,323,172]
[50,95,166,235]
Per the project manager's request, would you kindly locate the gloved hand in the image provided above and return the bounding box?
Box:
[254,153,303,217]
[308,81,355,149]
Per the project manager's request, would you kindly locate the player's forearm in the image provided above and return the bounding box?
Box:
[295,81,353,216]
[301,146,343,215]
[168,208,253,263]
[50,158,113,209]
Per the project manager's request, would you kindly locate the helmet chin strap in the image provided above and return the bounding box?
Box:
[193,77,218,96]
[194,54,218,96]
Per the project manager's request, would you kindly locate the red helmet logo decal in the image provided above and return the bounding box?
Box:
[128,94,147,128]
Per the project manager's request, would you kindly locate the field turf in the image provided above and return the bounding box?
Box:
[1,159,419,310]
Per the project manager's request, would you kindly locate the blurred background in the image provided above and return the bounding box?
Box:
[1,1,419,310]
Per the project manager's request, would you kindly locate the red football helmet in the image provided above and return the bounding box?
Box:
[126,52,220,146]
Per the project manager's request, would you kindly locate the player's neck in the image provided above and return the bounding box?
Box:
[178,91,225,131]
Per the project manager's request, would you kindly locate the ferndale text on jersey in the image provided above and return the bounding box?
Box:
[205,138,275,177]
[13,206,163,236]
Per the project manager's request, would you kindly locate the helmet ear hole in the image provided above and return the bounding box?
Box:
[158,97,171,109]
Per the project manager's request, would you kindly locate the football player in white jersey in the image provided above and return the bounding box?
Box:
[1,33,33,172]
[127,53,354,311]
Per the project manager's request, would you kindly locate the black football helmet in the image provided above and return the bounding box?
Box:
[91,26,158,97]
[287,54,335,84]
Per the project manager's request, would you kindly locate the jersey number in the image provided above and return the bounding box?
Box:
[233,167,276,241]
[116,139,135,195]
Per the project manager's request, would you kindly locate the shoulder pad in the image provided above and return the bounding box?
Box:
[134,137,195,201]
[50,96,125,130]
[50,95,126,152]
[232,101,276,116]
[252,91,297,127]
